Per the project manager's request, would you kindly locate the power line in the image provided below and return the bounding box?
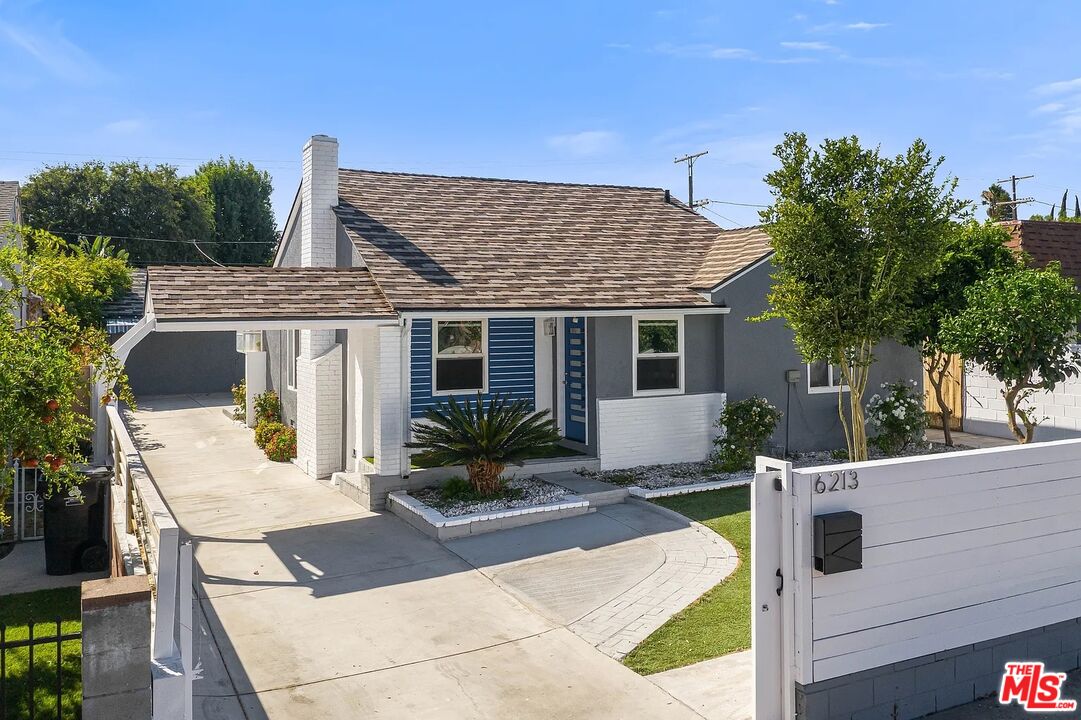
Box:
[707,199,769,209]
[40,228,277,245]
[674,150,709,211]
[700,205,739,227]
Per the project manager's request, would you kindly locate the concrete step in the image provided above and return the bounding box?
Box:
[536,471,629,507]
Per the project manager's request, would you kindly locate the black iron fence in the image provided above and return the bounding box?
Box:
[0,621,81,720]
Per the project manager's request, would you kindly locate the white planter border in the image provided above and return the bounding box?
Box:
[387,490,588,528]
[627,476,752,498]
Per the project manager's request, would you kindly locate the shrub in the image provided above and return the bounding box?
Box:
[255,421,287,449]
[253,390,280,425]
[231,381,246,422]
[866,380,927,456]
[264,427,296,462]
[713,395,783,472]
[405,392,561,496]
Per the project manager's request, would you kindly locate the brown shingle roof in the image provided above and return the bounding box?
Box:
[1003,220,1081,285]
[334,170,753,310]
[146,265,395,321]
[694,226,773,289]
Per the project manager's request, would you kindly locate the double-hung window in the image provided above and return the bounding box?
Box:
[634,317,683,394]
[434,320,486,394]
[286,329,300,390]
[807,360,848,394]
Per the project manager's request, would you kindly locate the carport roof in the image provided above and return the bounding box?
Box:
[145,265,396,322]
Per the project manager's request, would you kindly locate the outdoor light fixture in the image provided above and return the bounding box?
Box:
[813,511,862,575]
[235,331,263,353]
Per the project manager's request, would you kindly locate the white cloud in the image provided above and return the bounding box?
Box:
[652,43,755,60]
[1035,77,1081,96]
[845,21,888,30]
[0,20,109,86]
[1035,102,1066,115]
[103,118,145,135]
[547,130,620,157]
[780,41,836,51]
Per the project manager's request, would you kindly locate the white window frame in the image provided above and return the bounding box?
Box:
[632,315,685,397]
[432,318,488,397]
[806,361,849,394]
[286,329,299,390]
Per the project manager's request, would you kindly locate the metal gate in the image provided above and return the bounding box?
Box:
[2,466,44,543]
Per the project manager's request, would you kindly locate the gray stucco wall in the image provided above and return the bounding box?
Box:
[590,314,724,399]
[797,618,1081,720]
[713,260,923,453]
[127,331,243,397]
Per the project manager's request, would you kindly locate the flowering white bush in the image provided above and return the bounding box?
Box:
[866,380,927,455]
[714,395,782,471]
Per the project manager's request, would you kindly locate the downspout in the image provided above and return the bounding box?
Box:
[399,317,412,478]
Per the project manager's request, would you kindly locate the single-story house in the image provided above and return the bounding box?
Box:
[108,135,921,503]
[965,219,1081,441]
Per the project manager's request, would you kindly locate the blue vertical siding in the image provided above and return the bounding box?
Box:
[410,318,535,418]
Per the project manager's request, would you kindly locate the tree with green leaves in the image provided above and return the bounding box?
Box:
[0,230,133,527]
[190,157,279,265]
[757,133,966,461]
[940,263,1081,443]
[20,161,214,263]
[981,184,1015,221]
[1029,190,1081,222]
[902,221,1020,445]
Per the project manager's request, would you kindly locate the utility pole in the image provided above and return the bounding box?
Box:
[996,174,1035,220]
[674,150,709,211]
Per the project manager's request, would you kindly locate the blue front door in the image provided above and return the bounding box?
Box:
[563,316,587,443]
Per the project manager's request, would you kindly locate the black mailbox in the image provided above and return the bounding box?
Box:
[814,511,862,574]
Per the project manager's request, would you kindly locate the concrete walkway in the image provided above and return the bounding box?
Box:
[1,541,107,596]
[447,500,738,658]
[648,651,753,720]
[130,394,715,720]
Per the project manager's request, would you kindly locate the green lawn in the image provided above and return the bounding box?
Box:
[0,586,82,719]
[623,486,751,675]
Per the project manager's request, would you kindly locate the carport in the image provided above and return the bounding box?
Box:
[94,265,399,475]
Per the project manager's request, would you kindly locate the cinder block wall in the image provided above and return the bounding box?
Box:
[81,576,152,720]
[797,618,1081,720]
[966,363,1081,441]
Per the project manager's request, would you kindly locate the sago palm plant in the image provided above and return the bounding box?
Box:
[406,393,561,496]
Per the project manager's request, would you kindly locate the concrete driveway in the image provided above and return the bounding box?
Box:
[130,394,710,719]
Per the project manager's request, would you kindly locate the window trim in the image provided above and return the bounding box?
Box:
[806,361,850,394]
[432,318,488,397]
[286,329,299,390]
[632,315,685,397]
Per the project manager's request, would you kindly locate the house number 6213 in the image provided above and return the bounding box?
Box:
[812,470,858,494]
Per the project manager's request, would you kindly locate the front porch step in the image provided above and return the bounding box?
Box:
[537,471,629,507]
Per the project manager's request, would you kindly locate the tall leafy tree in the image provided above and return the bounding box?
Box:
[940,264,1081,443]
[758,133,966,461]
[902,221,1020,445]
[981,184,1015,221]
[20,161,214,263]
[0,230,132,526]
[190,157,279,265]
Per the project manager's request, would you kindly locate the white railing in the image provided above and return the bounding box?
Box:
[105,404,193,720]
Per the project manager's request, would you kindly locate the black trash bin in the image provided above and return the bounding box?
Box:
[43,475,108,575]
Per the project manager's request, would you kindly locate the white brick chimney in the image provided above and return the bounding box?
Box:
[296,134,343,479]
[300,134,339,268]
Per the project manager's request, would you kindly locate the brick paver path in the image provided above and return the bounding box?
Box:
[569,502,739,658]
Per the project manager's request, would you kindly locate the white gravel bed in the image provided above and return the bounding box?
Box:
[580,442,975,491]
[410,475,569,517]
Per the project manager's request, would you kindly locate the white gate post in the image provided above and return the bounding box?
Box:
[753,456,796,719]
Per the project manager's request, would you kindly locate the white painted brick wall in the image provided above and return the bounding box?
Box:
[300,135,339,269]
[372,325,403,476]
[965,363,1081,432]
[296,332,342,478]
[597,392,725,470]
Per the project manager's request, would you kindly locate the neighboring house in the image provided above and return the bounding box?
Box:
[965,220,1081,441]
[118,135,922,492]
[1,181,22,323]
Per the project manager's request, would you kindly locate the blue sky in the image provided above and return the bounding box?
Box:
[0,0,1079,229]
